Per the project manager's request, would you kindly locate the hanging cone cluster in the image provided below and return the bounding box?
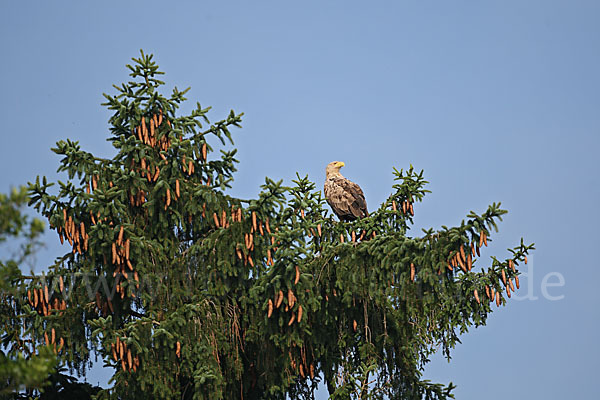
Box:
[227,210,275,268]
[56,208,90,255]
[26,283,66,317]
[129,189,147,207]
[390,196,415,216]
[446,230,489,273]
[134,110,171,150]
[288,345,315,380]
[109,225,139,300]
[267,277,304,327]
[441,230,526,306]
[94,291,114,317]
[42,328,65,355]
[112,336,140,373]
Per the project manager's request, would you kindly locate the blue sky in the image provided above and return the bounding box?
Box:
[1,1,599,398]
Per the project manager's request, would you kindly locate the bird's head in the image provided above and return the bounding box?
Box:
[326,161,345,177]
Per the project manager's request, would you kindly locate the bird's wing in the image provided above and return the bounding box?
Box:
[325,177,368,220]
[342,179,368,218]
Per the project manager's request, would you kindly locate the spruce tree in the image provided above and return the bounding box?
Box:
[12,51,533,399]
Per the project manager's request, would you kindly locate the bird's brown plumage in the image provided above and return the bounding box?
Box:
[324,161,368,221]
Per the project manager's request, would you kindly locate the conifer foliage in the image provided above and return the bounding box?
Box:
[15,51,534,399]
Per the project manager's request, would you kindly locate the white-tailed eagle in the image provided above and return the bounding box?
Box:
[324,161,368,221]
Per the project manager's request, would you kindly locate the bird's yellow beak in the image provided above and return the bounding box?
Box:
[337,161,345,168]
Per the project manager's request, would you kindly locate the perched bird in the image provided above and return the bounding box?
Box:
[324,161,368,221]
